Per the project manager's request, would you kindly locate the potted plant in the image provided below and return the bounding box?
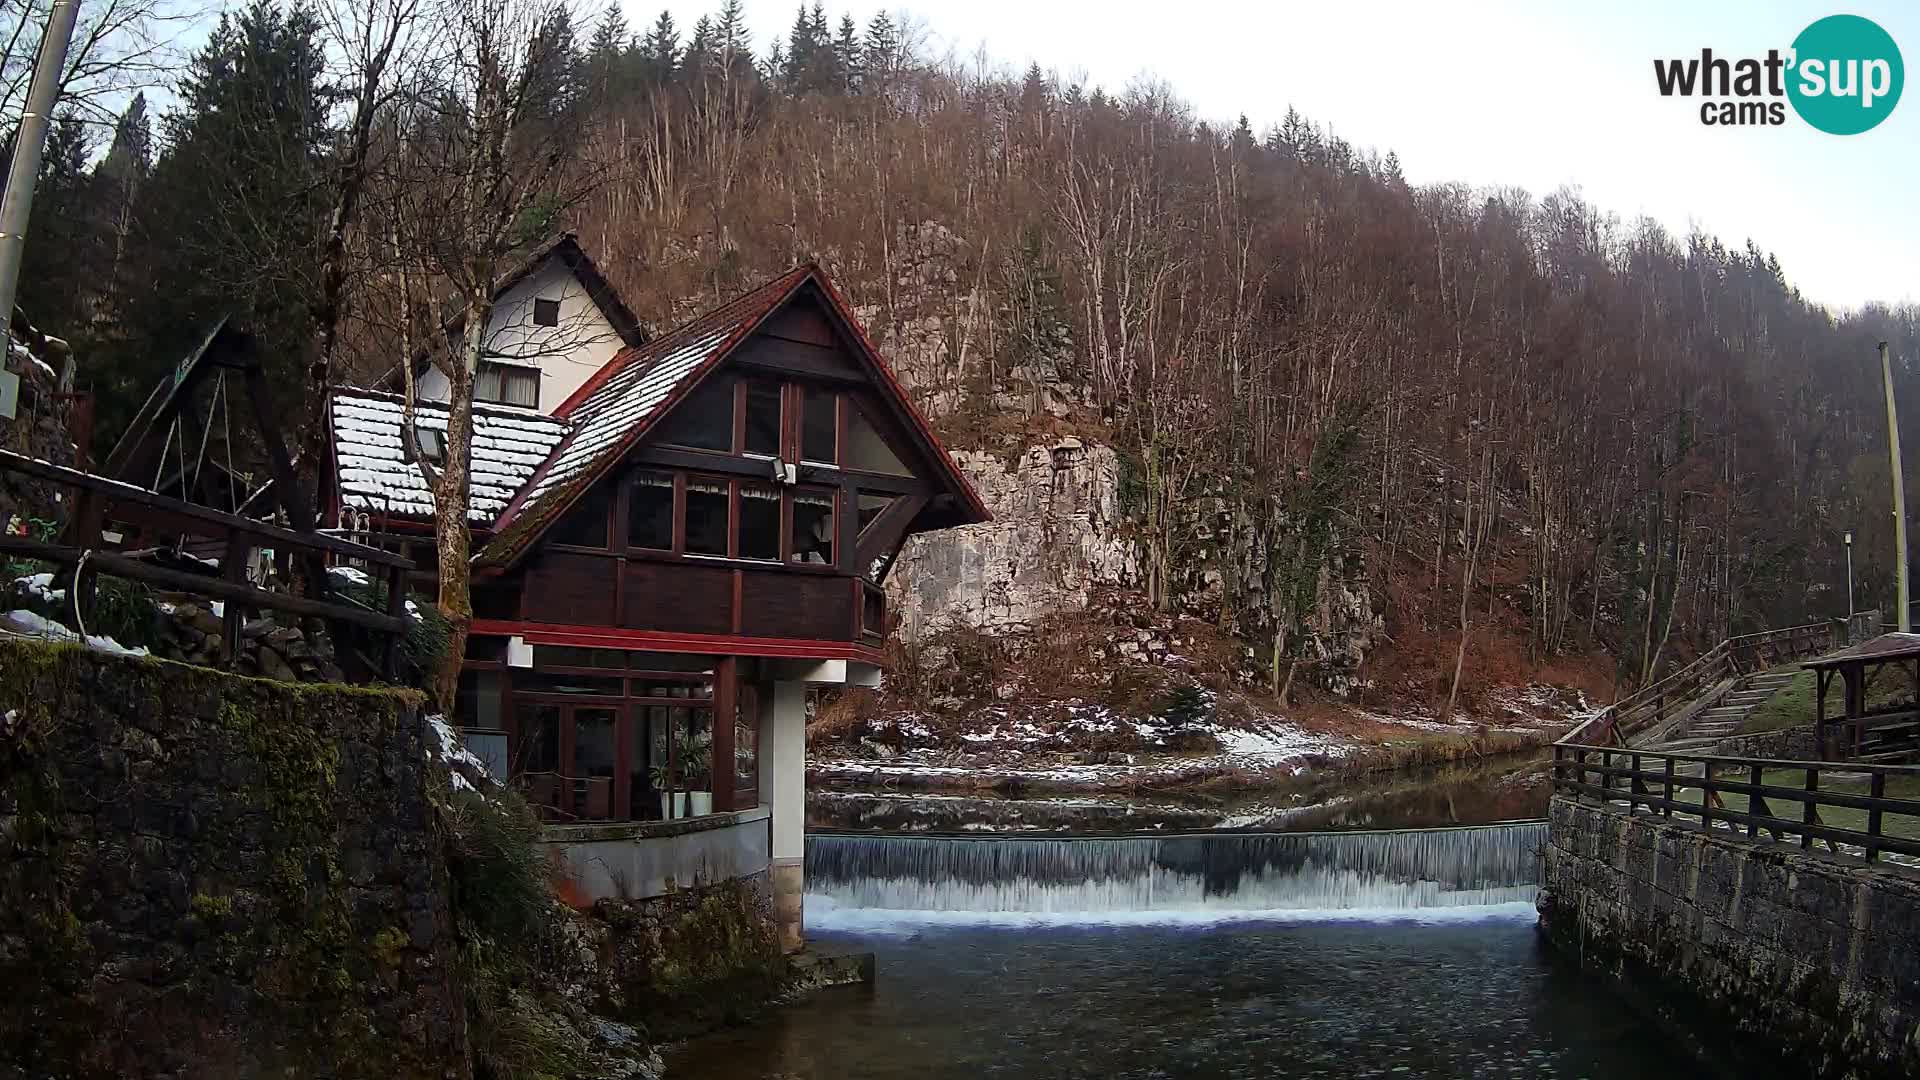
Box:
[680,730,714,816]
[648,760,686,819]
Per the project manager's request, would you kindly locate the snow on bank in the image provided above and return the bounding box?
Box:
[425,713,493,793]
[0,608,149,657]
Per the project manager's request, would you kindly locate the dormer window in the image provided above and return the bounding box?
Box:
[533,297,560,327]
[475,360,538,408]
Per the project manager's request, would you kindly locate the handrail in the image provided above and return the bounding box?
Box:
[1561,620,1839,748]
[1551,743,1920,863]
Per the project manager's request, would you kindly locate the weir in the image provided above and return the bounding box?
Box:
[807,822,1544,912]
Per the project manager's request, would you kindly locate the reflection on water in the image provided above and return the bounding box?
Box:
[808,754,1554,834]
[676,914,1714,1079]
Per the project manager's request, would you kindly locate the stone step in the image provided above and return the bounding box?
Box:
[1724,692,1776,703]
[1655,737,1724,750]
[1746,675,1799,687]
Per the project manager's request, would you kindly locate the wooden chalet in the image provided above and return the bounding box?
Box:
[321,259,988,947]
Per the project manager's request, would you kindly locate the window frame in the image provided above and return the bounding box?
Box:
[474,359,540,409]
[532,297,561,327]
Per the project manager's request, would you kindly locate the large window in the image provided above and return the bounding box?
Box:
[845,402,911,475]
[475,360,539,408]
[628,471,675,550]
[635,472,839,568]
[791,490,835,565]
[743,381,782,456]
[657,378,733,451]
[651,376,910,477]
[802,387,837,463]
[684,479,729,555]
[549,485,611,548]
[739,483,781,560]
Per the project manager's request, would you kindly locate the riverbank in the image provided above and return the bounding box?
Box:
[808,682,1590,803]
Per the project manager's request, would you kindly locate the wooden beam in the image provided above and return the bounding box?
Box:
[0,534,410,634]
[855,493,928,570]
[0,449,409,567]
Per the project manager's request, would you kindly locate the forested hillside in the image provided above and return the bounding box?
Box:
[14,0,1920,712]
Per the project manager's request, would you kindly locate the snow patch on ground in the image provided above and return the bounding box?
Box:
[0,609,149,657]
[12,572,65,604]
[425,713,492,793]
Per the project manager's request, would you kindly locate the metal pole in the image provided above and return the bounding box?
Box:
[1845,532,1855,621]
[1883,341,1910,633]
[0,0,81,337]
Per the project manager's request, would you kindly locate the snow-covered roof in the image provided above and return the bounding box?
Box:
[330,389,569,522]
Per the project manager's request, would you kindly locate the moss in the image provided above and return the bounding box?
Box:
[601,878,787,1038]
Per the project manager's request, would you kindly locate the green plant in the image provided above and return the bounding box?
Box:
[1156,685,1213,727]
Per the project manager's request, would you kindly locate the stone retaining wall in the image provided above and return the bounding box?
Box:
[1706,724,1818,760]
[0,640,464,1078]
[1540,796,1920,1079]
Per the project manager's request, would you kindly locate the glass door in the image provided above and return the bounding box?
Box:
[514,702,563,817]
[570,705,620,821]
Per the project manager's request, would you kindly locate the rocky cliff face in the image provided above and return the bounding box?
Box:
[888,438,1135,639]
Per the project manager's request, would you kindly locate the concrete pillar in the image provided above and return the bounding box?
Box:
[763,679,807,952]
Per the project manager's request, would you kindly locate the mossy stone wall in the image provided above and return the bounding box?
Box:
[1541,796,1920,1080]
[0,640,467,1079]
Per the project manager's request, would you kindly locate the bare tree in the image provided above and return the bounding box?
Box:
[383,0,600,707]
[0,0,189,129]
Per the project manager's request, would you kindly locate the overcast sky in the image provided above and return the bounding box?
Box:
[640,0,1919,313]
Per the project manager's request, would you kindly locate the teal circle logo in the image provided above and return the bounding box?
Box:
[1787,14,1903,134]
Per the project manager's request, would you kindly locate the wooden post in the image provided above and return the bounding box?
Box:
[383,563,406,680]
[1866,771,1887,862]
[1747,762,1764,839]
[1663,756,1675,817]
[1881,341,1909,632]
[1802,768,1818,850]
[219,531,249,666]
[1816,670,1829,760]
[1701,761,1715,831]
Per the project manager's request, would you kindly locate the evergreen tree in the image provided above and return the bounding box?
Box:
[784,4,818,87]
[586,5,632,102]
[1231,113,1255,156]
[683,15,715,82]
[93,0,333,451]
[862,10,898,89]
[835,13,861,91]
[15,113,95,332]
[638,10,679,85]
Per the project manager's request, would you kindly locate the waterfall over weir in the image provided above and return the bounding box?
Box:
[807,823,1544,914]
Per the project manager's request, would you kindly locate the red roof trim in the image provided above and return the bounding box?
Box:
[471,619,887,664]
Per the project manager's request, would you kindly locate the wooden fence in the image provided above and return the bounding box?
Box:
[1562,621,1843,748]
[0,447,413,674]
[1552,744,1920,863]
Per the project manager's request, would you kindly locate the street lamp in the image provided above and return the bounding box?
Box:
[1845,530,1855,621]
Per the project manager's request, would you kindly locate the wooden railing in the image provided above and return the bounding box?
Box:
[1552,745,1920,863]
[0,447,413,673]
[1562,621,1841,748]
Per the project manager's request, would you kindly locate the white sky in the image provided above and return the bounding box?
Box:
[640,0,1920,313]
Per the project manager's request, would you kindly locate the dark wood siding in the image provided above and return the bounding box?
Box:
[622,561,733,635]
[521,551,617,625]
[762,303,839,347]
[731,335,863,381]
[740,569,850,640]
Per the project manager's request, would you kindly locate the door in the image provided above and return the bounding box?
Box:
[570,704,621,821]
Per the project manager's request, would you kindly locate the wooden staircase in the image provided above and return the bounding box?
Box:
[1648,669,1800,751]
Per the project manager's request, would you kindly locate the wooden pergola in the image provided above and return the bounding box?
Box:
[1805,633,1920,761]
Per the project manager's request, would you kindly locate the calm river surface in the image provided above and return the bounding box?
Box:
[676,910,1716,1079]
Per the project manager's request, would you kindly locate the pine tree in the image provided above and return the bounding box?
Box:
[15,113,95,332]
[1231,113,1255,156]
[639,10,679,85]
[784,4,817,87]
[862,9,898,89]
[835,13,861,92]
[683,15,715,83]
[586,5,631,101]
[94,0,334,448]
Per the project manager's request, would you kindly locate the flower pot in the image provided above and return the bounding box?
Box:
[658,792,690,819]
[689,791,713,816]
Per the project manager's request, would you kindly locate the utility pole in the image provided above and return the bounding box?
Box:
[1883,341,1910,633]
[0,0,81,339]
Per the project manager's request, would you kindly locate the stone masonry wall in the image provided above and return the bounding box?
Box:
[1540,796,1920,1079]
[0,640,465,1079]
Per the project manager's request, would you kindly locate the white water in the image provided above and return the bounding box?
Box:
[806,823,1543,918]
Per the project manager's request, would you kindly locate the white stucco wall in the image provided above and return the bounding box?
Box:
[417,260,628,414]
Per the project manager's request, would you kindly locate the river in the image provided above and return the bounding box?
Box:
[674,818,1737,1079]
